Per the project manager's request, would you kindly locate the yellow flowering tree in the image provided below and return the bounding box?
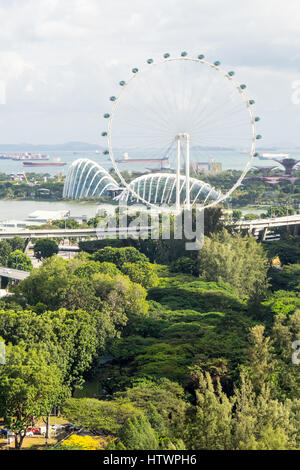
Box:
[60,435,108,450]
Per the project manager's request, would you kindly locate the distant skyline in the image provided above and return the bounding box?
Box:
[1,0,300,147]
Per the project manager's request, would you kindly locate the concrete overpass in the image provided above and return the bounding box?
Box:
[0,226,151,240]
[234,214,300,240]
[0,215,298,243]
[0,267,30,281]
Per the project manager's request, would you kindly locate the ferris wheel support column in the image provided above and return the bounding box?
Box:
[185,133,191,210]
[176,135,181,211]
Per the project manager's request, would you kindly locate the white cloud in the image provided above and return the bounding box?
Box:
[0,0,299,144]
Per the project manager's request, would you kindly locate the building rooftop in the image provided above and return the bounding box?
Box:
[27,210,69,222]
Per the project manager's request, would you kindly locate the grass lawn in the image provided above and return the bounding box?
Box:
[0,415,70,450]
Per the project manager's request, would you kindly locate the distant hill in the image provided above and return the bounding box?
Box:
[0,142,104,151]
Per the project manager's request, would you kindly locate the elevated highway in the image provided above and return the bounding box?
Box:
[0,226,151,240]
[234,214,300,239]
[0,214,298,242]
[0,267,30,281]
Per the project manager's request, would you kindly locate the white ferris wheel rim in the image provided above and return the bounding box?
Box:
[105,55,258,210]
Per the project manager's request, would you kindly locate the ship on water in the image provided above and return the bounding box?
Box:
[116,152,169,164]
[240,150,290,159]
[0,153,50,161]
[259,152,290,159]
[23,158,66,167]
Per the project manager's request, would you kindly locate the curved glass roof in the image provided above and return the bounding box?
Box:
[117,173,222,205]
[64,160,222,205]
[63,159,120,199]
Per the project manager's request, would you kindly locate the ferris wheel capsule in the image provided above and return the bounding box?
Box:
[198,54,205,60]
[253,152,259,157]
[147,58,153,64]
[132,68,139,73]
[181,51,188,57]
[119,81,126,86]
[240,84,247,90]
[256,134,262,140]
[103,113,110,119]
[163,53,170,58]
[103,150,109,155]
[228,71,235,76]
[248,99,255,105]
[255,117,260,122]
[214,61,221,66]
[110,96,116,101]
[101,132,107,137]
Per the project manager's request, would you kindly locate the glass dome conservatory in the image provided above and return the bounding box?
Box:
[117,173,222,206]
[63,160,221,205]
[63,159,120,199]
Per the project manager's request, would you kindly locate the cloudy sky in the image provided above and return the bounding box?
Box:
[0,0,300,147]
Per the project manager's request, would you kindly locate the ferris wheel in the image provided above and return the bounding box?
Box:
[101,52,261,210]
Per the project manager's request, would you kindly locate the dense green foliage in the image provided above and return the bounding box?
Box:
[7,250,33,271]
[0,237,26,266]
[197,230,269,299]
[0,209,300,450]
[0,179,64,200]
[0,344,67,449]
[33,238,59,260]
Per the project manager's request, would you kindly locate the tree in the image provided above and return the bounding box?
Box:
[232,210,242,222]
[7,250,33,271]
[52,218,80,229]
[93,246,149,269]
[232,372,297,450]
[0,240,12,266]
[115,378,187,439]
[16,256,148,321]
[203,206,224,235]
[269,264,300,292]
[184,369,299,450]
[197,230,268,299]
[271,308,300,399]
[60,277,99,311]
[62,398,140,434]
[7,236,25,252]
[73,260,121,279]
[93,273,149,319]
[55,434,113,450]
[185,371,232,450]
[244,213,259,221]
[117,415,159,450]
[0,343,67,449]
[33,239,59,260]
[263,236,300,265]
[263,206,295,218]
[121,261,159,288]
[0,307,112,393]
[170,257,198,276]
[15,256,69,309]
[244,325,275,394]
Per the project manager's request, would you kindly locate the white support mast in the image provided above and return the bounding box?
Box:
[176,135,181,211]
[185,133,190,210]
[175,132,190,211]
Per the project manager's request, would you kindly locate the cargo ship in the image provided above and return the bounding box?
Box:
[0,153,50,161]
[259,153,290,159]
[116,152,169,164]
[23,161,66,167]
